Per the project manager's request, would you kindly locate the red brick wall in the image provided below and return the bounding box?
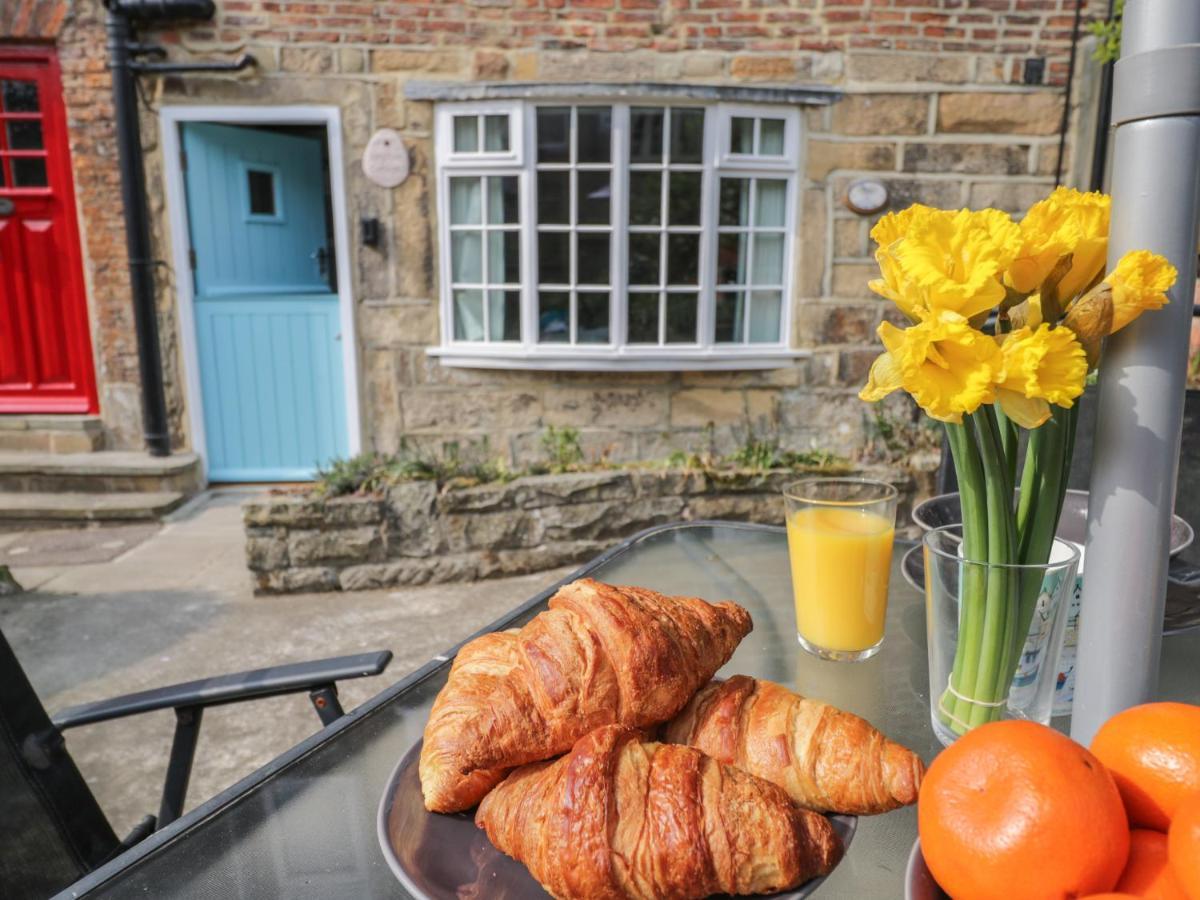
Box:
[173,0,1103,86]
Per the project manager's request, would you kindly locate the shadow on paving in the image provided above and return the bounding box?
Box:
[0,588,221,699]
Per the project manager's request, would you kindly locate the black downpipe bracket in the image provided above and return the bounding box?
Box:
[103,0,253,457]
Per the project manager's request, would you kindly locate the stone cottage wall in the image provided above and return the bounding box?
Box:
[243,464,922,593]
[43,0,1107,458]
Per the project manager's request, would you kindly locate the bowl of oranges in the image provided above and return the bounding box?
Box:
[907,702,1200,900]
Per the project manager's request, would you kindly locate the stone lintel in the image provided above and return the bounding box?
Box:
[404,80,842,107]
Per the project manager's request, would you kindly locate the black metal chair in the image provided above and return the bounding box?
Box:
[0,627,391,899]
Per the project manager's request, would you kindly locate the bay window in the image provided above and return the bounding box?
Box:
[431,97,802,370]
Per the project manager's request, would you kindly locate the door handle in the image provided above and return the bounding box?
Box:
[311,247,329,277]
[0,198,14,216]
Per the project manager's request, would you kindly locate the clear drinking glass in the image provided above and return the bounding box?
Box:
[783,478,899,662]
[923,525,1081,746]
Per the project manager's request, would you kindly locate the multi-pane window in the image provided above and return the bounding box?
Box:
[434,99,800,367]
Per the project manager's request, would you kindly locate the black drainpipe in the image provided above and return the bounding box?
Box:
[103,0,253,457]
[1089,0,1119,192]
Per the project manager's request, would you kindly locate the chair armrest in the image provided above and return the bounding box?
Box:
[51,650,392,730]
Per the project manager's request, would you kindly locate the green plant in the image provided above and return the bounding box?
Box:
[312,424,848,499]
[660,422,848,475]
[868,400,941,462]
[728,435,780,470]
[314,453,396,497]
[1087,0,1123,64]
[540,425,584,472]
[314,438,513,497]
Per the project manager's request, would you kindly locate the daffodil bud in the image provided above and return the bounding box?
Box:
[1062,287,1113,369]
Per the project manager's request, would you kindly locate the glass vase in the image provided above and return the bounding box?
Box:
[923,525,1081,747]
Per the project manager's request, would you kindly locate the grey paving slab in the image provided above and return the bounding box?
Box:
[0,523,160,566]
[0,489,576,837]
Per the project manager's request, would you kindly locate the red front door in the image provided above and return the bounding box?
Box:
[0,48,97,414]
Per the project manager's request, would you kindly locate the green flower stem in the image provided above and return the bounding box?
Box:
[968,408,1019,727]
[1003,405,1073,697]
[994,405,1019,496]
[942,421,989,734]
[1015,422,1043,560]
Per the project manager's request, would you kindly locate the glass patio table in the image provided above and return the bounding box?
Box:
[57,522,1200,900]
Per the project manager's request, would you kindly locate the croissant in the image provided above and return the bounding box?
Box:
[420,578,752,813]
[476,725,843,899]
[662,675,925,815]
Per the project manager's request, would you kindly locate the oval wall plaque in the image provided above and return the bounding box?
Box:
[363,128,409,188]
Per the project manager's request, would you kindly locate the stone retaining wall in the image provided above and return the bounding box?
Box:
[243,466,922,594]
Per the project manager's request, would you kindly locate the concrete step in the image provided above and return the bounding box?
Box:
[0,415,105,453]
[0,451,203,494]
[0,491,187,525]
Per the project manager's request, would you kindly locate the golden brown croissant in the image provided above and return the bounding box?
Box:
[662,675,924,815]
[420,578,752,813]
[476,724,842,899]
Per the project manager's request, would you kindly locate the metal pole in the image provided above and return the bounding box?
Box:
[106,7,171,457]
[1071,0,1200,744]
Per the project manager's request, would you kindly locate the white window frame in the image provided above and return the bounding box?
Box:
[430,98,806,371]
[436,100,524,166]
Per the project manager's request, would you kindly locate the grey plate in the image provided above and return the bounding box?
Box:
[378,738,858,900]
[904,839,948,900]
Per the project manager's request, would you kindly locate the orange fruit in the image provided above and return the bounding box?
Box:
[918,720,1130,900]
[1114,829,1189,899]
[1091,703,1200,831]
[1168,793,1200,900]
[1080,895,1143,899]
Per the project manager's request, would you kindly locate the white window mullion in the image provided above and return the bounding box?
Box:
[521,104,538,349]
[657,109,669,346]
[744,179,758,345]
[698,106,719,349]
[568,106,578,345]
[481,176,492,342]
[612,104,629,348]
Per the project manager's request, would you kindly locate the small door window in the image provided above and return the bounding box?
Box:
[241,162,284,223]
[0,79,49,189]
[247,169,275,215]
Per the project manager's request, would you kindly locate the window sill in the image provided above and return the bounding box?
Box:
[426,346,809,372]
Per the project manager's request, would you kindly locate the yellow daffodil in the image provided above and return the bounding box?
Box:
[1104,249,1176,332]
[1006,187,1110,301]
[869,204,944,318]
[860,310,1002,424]
[871,206,1020,321]
[994,325,1088,428]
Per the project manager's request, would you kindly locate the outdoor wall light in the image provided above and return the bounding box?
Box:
[362,218,382,249]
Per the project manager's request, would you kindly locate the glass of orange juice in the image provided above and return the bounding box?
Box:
[784,478,898,661]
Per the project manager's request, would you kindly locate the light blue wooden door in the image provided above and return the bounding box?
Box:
[181,123,348,481]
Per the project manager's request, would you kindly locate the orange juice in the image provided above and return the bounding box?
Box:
[786,506,895,652]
